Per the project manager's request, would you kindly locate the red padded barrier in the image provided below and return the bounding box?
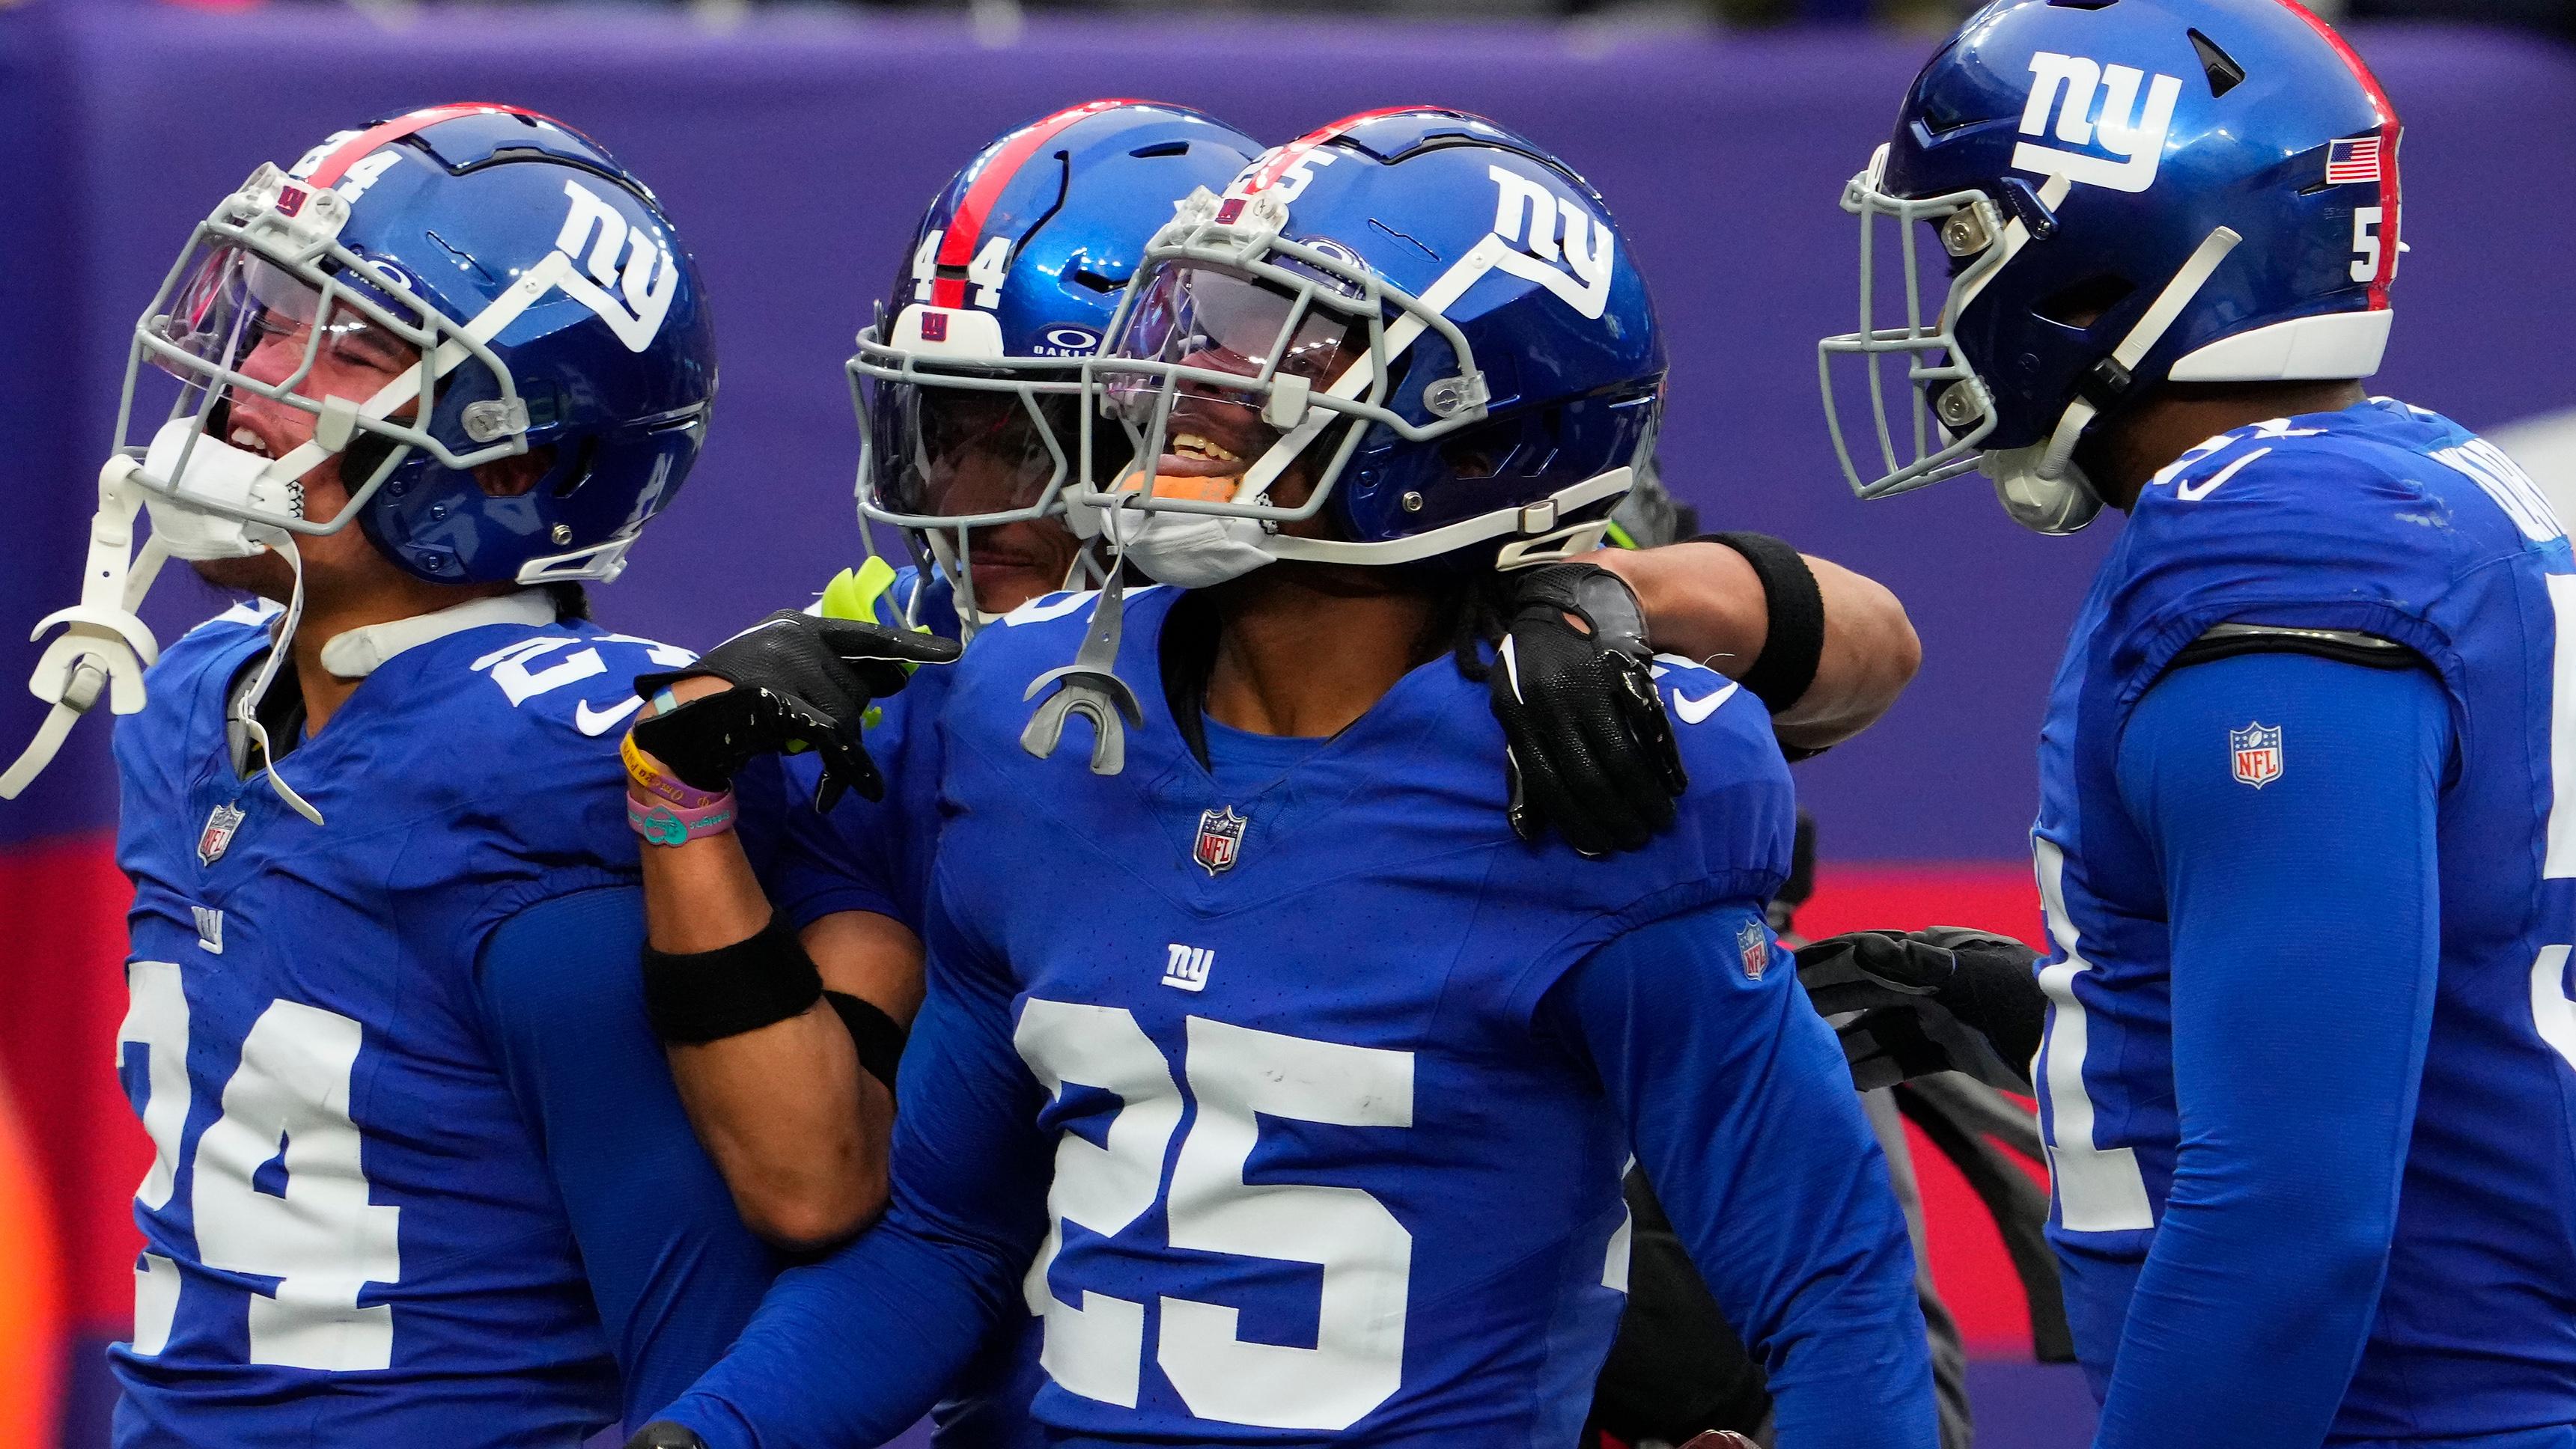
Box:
[1798,860,2052,1355]
[0,835,147,1340]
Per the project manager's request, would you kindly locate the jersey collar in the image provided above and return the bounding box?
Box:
[315,589,558,680]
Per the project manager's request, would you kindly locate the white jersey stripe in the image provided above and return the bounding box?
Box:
[2532,947,2576,1071]
[2544,575,2576,879]
[2035,838,2157,1233]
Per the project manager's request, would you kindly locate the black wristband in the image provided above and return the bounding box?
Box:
[643,912,824,1044]
[822,989,907,1096]
[1701,531,1825,713]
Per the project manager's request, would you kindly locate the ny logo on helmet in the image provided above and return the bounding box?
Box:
[2013,51,2184,195]
[1486,165,1614,319]
[554,180,679,352]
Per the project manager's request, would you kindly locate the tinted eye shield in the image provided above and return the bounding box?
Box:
[1074,194,1493,531]
[848,323,1096,537]
[124,165,538,539]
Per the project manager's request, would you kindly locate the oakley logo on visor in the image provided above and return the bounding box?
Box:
[2012,51,2184,195]
[1032,324,1100,357]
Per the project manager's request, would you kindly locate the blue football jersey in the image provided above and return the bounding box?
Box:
[2032,398,2576,1436]
[108,600,703,1446]
[928,583,1803,1445]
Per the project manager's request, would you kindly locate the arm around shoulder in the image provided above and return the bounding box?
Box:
[1594,539,1919,751]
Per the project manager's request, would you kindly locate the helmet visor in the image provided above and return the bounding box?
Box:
[1102,262,1369,507]
[152,242,425,401]
[882,385,1084,522]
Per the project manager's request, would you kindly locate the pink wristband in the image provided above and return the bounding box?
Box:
[628,790,737,846]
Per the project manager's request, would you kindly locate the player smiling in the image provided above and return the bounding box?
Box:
[12,106,839,1447]
[628,106,1937,1449]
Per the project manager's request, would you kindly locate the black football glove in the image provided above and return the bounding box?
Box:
[1488,561,1689,858]
[1794,926,2045,1093]
[630,610,960,814]
[624,1423,707,1449]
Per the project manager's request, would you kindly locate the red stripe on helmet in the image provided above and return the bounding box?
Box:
[933,98,1155,277]
[1242,105,1444,194]
[2277,0,2402,309]
[302,103,545,186]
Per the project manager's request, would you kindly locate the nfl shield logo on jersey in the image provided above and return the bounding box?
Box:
[1736,918,1769,980]
[2230,722,2283,789]
[1193,805,1247,876]
[197,802,246,867]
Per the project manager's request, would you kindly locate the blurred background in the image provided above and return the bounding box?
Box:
[0,0,2568,1444]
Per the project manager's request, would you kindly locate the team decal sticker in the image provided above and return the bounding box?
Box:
[2012,50,2184,194]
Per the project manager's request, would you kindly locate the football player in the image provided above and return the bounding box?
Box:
[628,107,1937,1449]
[1808,0,2576,1442]
[0,107,931,1447]
[625,100,1925,1266]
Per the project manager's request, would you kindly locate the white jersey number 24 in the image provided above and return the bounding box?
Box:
[119,962,401,1370]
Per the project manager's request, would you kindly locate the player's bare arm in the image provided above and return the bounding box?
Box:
[624,616,953,1251]
[631,704,898,1251]
[1593,540,1920,749]
[1484,539,1919,858]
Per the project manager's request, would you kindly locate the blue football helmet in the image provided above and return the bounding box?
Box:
[1082,106,1666,580]
[851,99,1261,623]
[1,104,714,814]
[1819,0,2401,532]
[127,103,716,582]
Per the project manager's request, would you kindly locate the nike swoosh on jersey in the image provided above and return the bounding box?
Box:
[1673,680,1739,724]
[575,695,647,736]
[2175,445,2271,502]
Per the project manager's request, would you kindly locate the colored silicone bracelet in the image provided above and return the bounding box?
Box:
[621,730,730,809]
[627,790,737,846]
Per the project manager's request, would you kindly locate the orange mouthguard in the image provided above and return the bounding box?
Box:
[1115,469,1240,504]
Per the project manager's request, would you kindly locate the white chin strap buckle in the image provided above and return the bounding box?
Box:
[1,457,170,799]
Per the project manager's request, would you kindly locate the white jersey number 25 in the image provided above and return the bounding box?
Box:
[1014,1000,1413,1431]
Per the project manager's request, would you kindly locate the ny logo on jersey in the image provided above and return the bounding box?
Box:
[1194,805,1249,876]
[2014,51,2184,195]
[1162,943,1216,992]
[197,802,246,867]
[1736,918,1769,980]
[553,180,679,353]
[192,906,225,956]
[1486,165,1616,320]
[2230,722,2283,789]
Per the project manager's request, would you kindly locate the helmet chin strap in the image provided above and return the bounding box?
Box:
[1981,224,2244,535]
[227,534,326,826]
